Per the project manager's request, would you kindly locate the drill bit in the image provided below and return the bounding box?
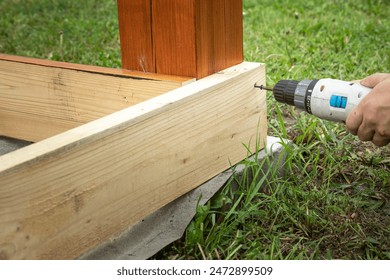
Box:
[254,84,273,91]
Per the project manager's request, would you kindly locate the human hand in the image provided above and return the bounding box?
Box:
[346,73,390,147]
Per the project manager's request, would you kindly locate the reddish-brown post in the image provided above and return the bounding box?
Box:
[117,0,155,73]
[117,0,243,79]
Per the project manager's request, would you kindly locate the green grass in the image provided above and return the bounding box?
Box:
[156,0,390,260]
[1,0,389,260]
[0,0,121,67]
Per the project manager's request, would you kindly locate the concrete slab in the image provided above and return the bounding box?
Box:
[0,136,31,156]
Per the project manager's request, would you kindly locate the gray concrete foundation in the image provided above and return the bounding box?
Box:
[0,136,32,156]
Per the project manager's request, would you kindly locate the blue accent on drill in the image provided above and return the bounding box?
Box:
[341,97,347,108]
[330,95,347,109]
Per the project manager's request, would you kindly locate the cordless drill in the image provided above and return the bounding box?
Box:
[256,79,372,122]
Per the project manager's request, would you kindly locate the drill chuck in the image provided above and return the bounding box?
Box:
[273,80,298,106]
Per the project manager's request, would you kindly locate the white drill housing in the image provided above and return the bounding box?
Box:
[308,79,371,122]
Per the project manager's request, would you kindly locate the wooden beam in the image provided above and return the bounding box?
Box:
[0,54,193,142]
[152,0,197,77]
[117,0,155,73]
[0,62,266,259]
[195,0,243,78]
[117,0,243,79]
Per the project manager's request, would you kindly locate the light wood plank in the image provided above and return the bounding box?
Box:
[0,54,192,83]
[0,55,192,142]
[0,62,266,259]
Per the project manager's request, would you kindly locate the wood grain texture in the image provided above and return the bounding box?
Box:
[196,0,225,78]
[0,55,190,142]
[0,62,266,259]
[0,54,193,83]
[118,0,243,78]
[196,0,243,78]
[117,0,155,72]
[223,0,244,68]
[152,0,197,77]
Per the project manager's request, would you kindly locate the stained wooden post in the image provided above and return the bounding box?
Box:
[117,0,155,73]
[117,0,243,79]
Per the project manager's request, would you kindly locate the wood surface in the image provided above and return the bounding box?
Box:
[196,0,243,78]
[0,62,266,259]
[117,0,243,78]
[152,0,197,77]
[117,0,155,73]
[0,54,192,142]
[222,0,244,69]
[0,54,193,82]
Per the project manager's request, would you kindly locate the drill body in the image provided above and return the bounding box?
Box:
[265,79,372,122]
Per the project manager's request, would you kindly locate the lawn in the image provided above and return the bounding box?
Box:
[1,0,389,259]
